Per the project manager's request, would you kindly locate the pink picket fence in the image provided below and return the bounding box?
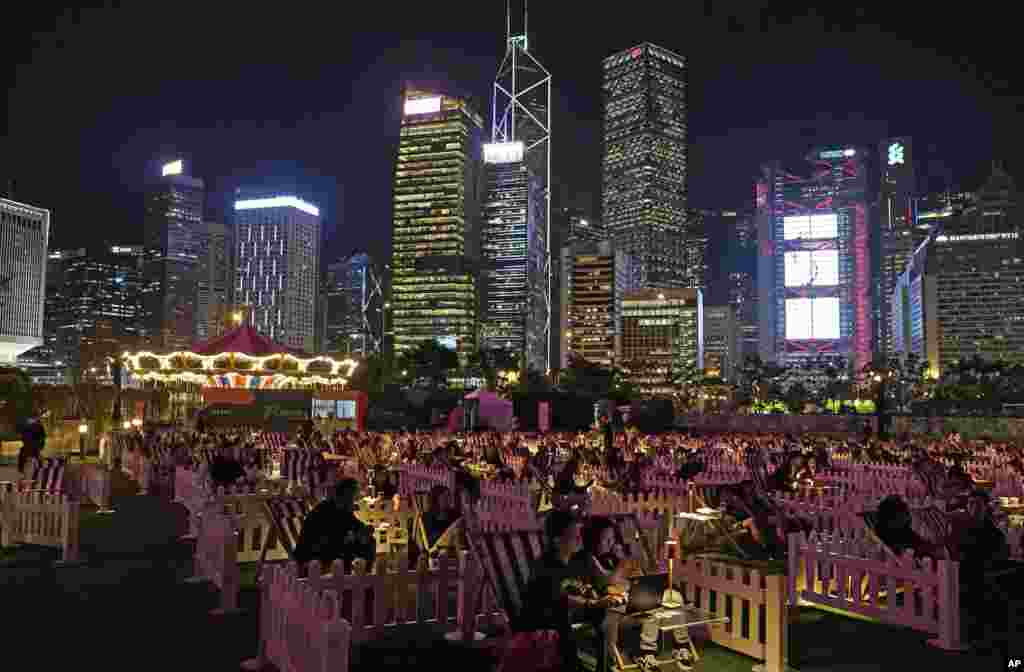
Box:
[186,510,241,614]
[0,491,80,563]
[787,531,964,651]
[242,564,352,672]
[76,462,113,510]
[245,553,485,672]
[398,465,453,495]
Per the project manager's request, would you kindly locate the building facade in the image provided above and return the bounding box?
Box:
[142,159,205,352]
[51,245,146,376]
[480,149,547,368]
[560,240,637,368]
[390,89,484,359]
[603,43,689,289]
[894,164,1023,375]
[0,197,49,363]
[234,193,321,353]
[194,221,233,343]
[703,304,737,380]
[621,288,703,395]
[877,137,926,356]
[757,148,872,371]
[325,252,380,356]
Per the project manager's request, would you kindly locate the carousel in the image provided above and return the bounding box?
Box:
[120,325,358,389]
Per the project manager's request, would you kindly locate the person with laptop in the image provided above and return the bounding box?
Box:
[516,510,623,671]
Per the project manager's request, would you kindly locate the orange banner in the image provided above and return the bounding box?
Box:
[201,388,255,405]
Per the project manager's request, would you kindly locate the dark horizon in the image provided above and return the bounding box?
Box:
[2,4,1021,263]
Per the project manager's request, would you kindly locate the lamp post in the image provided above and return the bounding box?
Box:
[78,422,88,459]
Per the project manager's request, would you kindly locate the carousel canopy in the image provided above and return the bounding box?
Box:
[192,325,305,357]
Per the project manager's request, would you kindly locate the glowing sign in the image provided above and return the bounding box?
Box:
[784,250,839,287]
[783,214,838,240]
[888,142,905,166]
[404,96,441,116]
[161,160,183,176]
[483,141,525,164]
[234,196,320,217]
[785,297,840,340]
[819,149,856,159]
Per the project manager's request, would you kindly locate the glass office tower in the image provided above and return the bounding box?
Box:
[603,43,688,288]
[390,89,484,359]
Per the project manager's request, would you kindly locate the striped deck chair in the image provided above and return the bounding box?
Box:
[464,526,547,631]
[606,513,659,575]
[744,445,772,495]
[911,455,948,499]
[30,458,67,493]
[256,495,316,581]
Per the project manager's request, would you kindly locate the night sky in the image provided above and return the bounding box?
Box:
[2,3,1020,264]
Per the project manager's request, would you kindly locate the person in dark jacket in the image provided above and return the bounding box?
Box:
[17,417,45,475]
[293,478,376,575]
[517,510,622,671]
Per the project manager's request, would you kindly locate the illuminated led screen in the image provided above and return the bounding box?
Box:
[161,159,183,177]
[785,298,840,340]
[404,96,441,116]
[783,214,838,240]
[784,250,839,286]
[483,141,525,164]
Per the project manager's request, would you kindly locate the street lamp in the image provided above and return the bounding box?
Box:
[122,421,132,430]
[78,422,88,458]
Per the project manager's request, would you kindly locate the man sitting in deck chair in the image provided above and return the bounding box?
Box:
[422,484,460,550]
[867,495,944,561]
[293,478,375,576]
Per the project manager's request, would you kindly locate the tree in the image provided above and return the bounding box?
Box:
[347,353,389,397]
[399,340,460,388]
[559,354,614,399]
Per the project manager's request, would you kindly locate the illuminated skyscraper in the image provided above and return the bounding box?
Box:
[325,252,382,356]
[877,137,925,355]
[390,89,484,358]
[603,43,688,288]
[142,158,205,351]
[483,6,552,369]
[757,147,872,371]
[194,221,233,343]
[480,153,547,367]
[560,240,637,368]
[233,192,321,352]
[46,245,144,376]
[621,288,703,396]
[0,197,49,363]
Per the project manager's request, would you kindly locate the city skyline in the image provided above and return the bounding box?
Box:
[2,5,1020,261]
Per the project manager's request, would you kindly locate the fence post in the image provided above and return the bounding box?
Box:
[927,559,966,651]
[61,498,81,563]
[240,572,272,671]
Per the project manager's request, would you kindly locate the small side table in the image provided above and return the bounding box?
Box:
[605,604,730,672]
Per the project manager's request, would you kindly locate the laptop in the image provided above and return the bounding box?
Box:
[624,573,669,614]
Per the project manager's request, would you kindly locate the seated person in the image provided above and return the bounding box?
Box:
[516,510,622,672]
[208,454,246,488]
[765,453,799,493]
[578,517,629,592]
[372,469,399,499]
[719,482,785,559]
[422,484,460,549]
[554,457,593,497]
[872,495,943,561]
[293,478,376,575]
[793,455,817,483]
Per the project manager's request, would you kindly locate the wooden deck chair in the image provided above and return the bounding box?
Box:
[464,526,547,632]
[410,489,464,558]
[256,495,315,582]
[606,513,659,575]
